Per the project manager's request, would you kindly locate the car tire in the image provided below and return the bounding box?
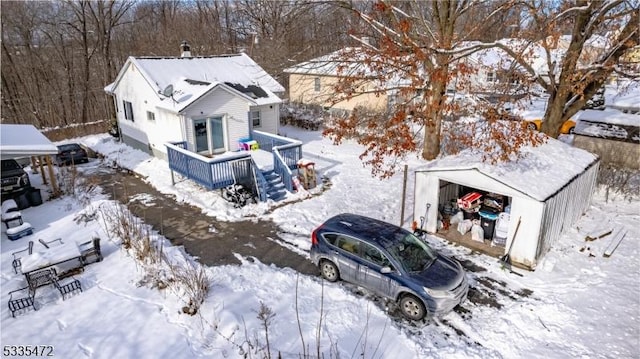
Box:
[528,122,537,131]
[568,127,575,135]
[319,260,340,282]
[399,294,427,321]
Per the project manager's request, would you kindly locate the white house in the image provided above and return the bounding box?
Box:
[104,43,285,160]
[413,138,600,270]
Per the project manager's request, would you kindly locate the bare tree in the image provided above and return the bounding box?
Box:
[500,0,639,138]
[322,0,542,177]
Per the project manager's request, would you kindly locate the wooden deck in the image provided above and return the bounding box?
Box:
[435,226,506,258]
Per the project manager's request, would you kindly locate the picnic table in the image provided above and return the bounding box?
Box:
[21,240,83,277]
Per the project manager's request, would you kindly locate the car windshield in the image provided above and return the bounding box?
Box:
[384,233,438,273]
[58,144,80,152]
[1,160,21,171]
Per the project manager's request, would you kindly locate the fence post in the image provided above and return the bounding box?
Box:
[400,164,408,227]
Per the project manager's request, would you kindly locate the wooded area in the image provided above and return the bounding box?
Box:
[1,0,355,128]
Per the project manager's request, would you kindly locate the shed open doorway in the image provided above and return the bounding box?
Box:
[434,180,512,258]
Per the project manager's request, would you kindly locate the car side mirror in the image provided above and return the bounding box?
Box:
[380,266,393,274]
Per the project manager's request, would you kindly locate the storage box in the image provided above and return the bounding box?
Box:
[7,222,33,241]
[457,192,482,210]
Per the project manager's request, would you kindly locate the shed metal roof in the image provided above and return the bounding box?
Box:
[416,138,599,202]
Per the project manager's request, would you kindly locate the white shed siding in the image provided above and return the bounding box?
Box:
[413,172,440,233]
[506,197,544,267]
[182,87,251,151]
[536,161,599,260]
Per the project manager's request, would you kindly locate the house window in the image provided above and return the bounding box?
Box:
[251,110,261,127]
[314,77,321,92]
[123,100,134,121]
[147,111,155,121]
[486,72,497,83]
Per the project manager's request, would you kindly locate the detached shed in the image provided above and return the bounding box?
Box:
[414,138,599,270]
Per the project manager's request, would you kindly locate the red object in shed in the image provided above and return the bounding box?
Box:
[457,192,483,210]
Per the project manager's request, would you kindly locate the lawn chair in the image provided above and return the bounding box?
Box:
[26,268,58,290]
[79,237,102,264]
[38,238,64,249]
[11,240,34,274]
[7,286,37,318]
[52,276,83,300]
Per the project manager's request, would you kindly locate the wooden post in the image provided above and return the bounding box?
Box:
[30,156,39,174]
[45,156,60,195]
[400,164,408,227]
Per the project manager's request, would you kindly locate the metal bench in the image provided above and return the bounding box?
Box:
[26,268,58,290]
[8,286,36,318]
[38,238,64,249]
[52,277,83,300]
[11,241,34,274]
[79,237,102,264]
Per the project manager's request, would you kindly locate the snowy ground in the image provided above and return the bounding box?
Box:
[1,124,639,358]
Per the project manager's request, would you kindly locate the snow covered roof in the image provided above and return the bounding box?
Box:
[105,53,284,112]
[607,81,640,112]
[284,47,409,89]
[0,124,58,159]
[576,108,640,126]
[416,138,598,202]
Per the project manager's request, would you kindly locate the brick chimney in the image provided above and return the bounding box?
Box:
[180,41,191,57]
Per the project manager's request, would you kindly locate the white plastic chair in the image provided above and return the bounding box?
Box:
[492,212,510,246]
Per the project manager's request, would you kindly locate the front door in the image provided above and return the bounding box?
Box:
[193,117,225,155]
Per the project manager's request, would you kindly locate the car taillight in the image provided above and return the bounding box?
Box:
[311,227,319,246]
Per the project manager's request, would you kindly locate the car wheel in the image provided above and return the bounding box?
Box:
[528,122,537,131]
[399,294,426,321]
[319,260,340,282]
[568,127,575,135]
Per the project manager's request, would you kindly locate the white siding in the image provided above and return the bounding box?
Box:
[182,87,251,151]
[250,104,280,135]
[112,63,185,155]
[536,161,599,261]
[507,198,544,268]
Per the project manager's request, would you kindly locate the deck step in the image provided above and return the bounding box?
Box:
[260,170,287,202]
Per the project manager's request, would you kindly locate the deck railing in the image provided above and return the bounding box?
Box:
[166,141,252,190]
[167,131,303,200]
[252,131,302,192]
[250,157,268,202]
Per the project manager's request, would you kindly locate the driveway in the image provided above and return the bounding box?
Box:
[90,167,318,275]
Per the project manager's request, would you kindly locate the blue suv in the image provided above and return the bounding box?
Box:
[311,213,468,320]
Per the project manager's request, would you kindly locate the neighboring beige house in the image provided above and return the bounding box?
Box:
[284,48,394,112]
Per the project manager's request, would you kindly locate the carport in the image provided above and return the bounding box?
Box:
[413,138,600,270]
[1,124,60,195]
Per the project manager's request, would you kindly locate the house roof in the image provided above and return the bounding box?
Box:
[284,47,409,89]
[105,53,284,112]
[416,138,598,202]
[0,124,58,159]
[608,81,640,111]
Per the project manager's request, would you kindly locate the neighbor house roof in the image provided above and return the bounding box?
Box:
[284,47,409,89]
[0,124,58,159]
[105,53,284,112]
[416,138,599,202]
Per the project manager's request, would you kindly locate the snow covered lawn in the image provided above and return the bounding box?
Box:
[1,126,638,358]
